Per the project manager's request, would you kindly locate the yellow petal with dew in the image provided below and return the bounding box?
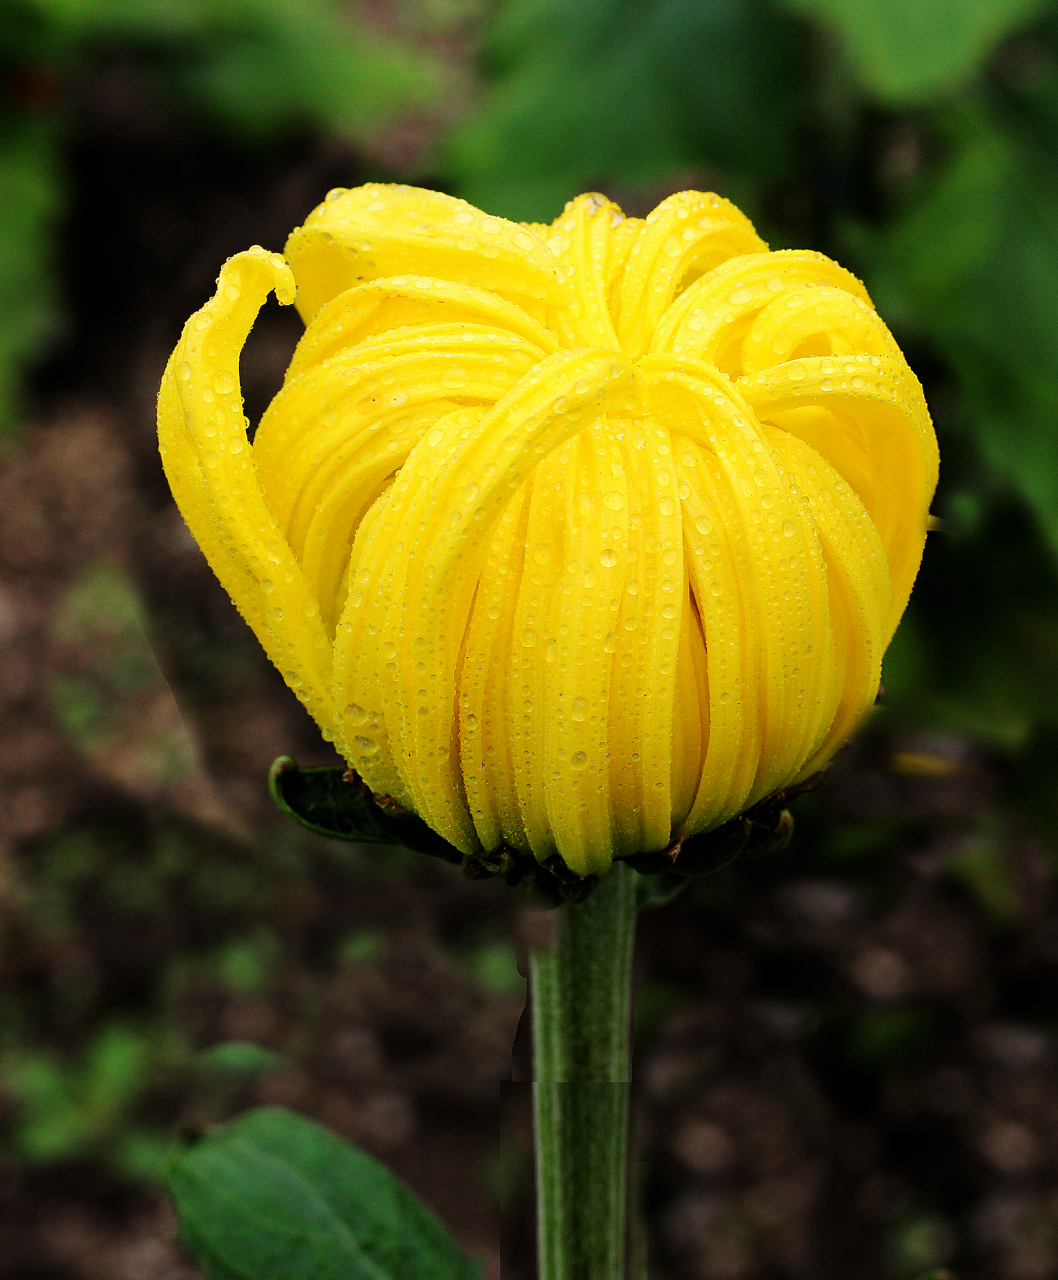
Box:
[334,348,639,856]
[741,285,901,375]
[643,356,837,811]
[458,485,531,853]
[617,191,767,359]
[543,193,624,350]
[285,184,563,325]
[286,276,558,379]
[763,425,890,776]
[650,250,873,377]
[739,353,937,640]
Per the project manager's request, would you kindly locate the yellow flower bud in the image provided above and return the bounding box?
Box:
[158,184,938,878]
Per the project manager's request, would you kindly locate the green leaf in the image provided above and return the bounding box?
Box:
[168,1107,482,1280]
[782,0,1049,102]
[448,0,801,221]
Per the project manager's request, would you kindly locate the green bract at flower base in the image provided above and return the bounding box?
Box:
[268,753,821,905]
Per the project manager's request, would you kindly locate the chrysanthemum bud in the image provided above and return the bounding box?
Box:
[158,185,938,877]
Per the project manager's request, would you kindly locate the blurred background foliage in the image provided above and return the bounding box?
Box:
[3,0,1058,1276]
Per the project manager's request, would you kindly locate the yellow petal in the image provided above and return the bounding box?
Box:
[617,191,767,358]
[643,356,837,818]
[459,485,531,853]
[285,184,563,324]
[741,285,900,375]
[286,275,558,379]
[604,420,684,859]
[543,193,624,350]
[739,353,938,639]
[764,425,890,775]
[650,249,873,377]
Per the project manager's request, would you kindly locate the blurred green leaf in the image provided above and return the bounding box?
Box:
[0,122,62,430]
[169,1107,483,1280]
[448,0,802,221]
[197,1042,284,1074]
[882,109,1058,565]
[465,939,523,994]
[783,0,1049,102]
[944,833,1023,924]
[2,1022,150,1161]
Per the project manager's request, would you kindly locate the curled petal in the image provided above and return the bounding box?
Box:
[157,248,336,729]
[617,191,766,358]
[650,250,873,375]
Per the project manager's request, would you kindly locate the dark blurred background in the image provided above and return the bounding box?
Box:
[2,1,1058,1277]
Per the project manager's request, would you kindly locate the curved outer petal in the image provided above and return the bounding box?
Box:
[650,250,875,376]
[617,192,767,359]
[157,248,336,731]
[642,356,838,827]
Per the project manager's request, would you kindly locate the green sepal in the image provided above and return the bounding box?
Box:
[268,757,395,844]
[168,1106,482,1280]
[267,757,464,863]
[268,757,819,899]
[635,870,689,912]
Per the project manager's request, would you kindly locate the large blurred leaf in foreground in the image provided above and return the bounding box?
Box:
[782,0,1050,102]
[169,1107,482,1280]
[448,0,802,222]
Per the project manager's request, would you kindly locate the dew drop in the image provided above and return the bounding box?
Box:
[600,548,617,568]
[571,751,588,771]
[572,697,586,721]
[354,736,378,755]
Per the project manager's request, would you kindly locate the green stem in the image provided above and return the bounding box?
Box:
[530,861,639,1280]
